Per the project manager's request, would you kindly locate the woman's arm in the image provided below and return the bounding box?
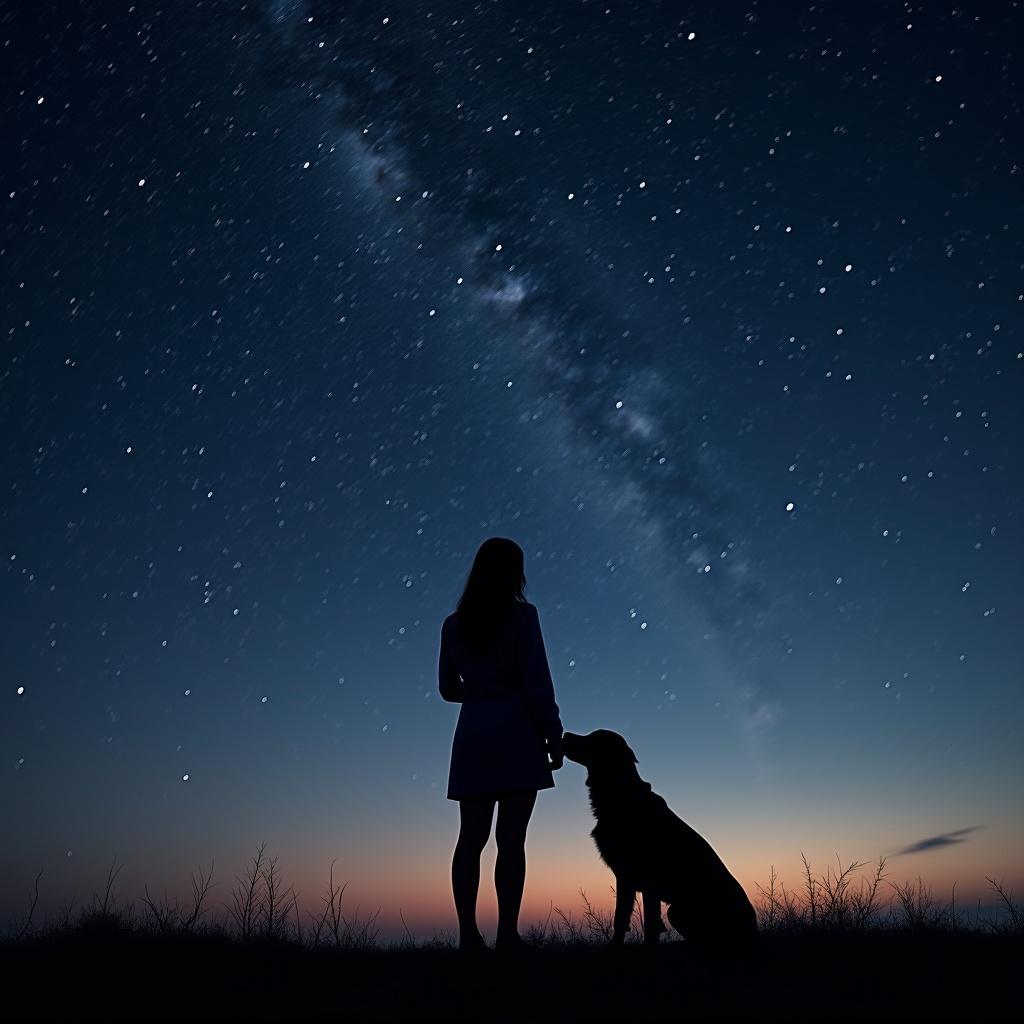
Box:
[438,618,464,702]
[522,605,564,742]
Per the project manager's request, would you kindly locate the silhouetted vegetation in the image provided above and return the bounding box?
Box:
[752,854,1023,938]
[4,847,1020,1020]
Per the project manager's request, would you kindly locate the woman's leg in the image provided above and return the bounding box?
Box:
[452,795,496,946]
[494,791,537,943]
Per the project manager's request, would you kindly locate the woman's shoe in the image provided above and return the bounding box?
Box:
[458,933,491,955]
[494,932,536,955]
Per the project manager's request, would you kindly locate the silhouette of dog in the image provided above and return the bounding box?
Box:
[562,729,757,945]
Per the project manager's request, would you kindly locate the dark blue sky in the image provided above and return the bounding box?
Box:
[3,1,1021,932]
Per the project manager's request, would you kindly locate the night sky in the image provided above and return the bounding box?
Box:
[3,1,1022,936]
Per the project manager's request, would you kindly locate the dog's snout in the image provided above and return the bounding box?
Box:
[561,732,585,762]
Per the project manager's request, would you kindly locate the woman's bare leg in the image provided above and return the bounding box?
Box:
[494,791,537,944]
[452,796,495,947]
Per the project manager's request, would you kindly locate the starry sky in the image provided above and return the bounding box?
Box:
[3,1,1022,937]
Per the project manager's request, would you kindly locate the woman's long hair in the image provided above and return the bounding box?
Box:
[455,537,527,657]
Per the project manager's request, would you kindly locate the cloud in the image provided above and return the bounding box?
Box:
[897,826,982,855]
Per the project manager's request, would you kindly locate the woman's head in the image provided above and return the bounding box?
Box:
[458,537,526,604]
[455,538,526,654]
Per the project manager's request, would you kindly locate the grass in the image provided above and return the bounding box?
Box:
[4,846,1021,1021]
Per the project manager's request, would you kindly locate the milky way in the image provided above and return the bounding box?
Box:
[249,1,770,651]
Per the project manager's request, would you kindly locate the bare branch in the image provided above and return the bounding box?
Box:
[98,858,125,916]
[183,860,215,932]
[985,876,1023,934]
[579,887,612,942]
[398,908,415,947]
[139,884,179,934]
[14,869,44,941]
[551,904,582,944]
[224,842,267,940]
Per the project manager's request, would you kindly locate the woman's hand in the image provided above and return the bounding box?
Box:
[547,736,564,770]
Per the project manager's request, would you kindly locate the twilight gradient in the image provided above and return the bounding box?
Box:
[2,2,1022,936]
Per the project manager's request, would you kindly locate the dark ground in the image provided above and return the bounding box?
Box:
[3,927,1021,1021]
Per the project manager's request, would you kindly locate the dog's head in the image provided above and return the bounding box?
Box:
[562,730,638,772]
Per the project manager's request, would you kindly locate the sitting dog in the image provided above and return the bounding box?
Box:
[562,729,757,945]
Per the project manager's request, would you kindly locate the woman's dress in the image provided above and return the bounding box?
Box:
[438,602,563,800]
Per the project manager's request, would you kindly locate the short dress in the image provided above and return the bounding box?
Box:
[438,602,564,800]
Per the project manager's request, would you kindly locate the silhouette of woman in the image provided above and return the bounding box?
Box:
[438,538,564,953]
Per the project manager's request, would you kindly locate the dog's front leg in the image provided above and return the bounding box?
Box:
[612,878,634,944]
[642,890,665,945]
